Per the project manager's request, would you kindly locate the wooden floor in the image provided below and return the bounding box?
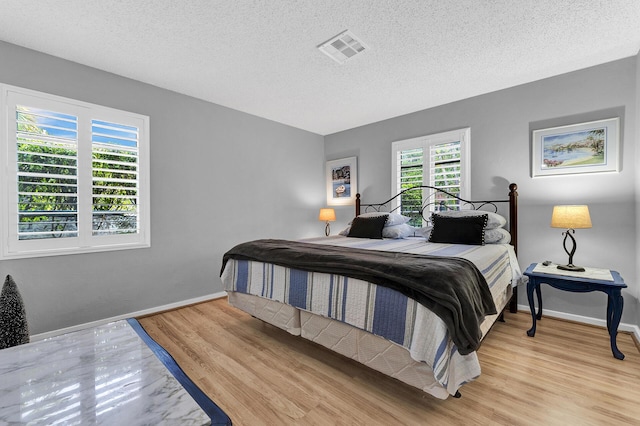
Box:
[139,299,640,425]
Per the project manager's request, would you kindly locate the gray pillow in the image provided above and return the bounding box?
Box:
[485,228,511,244]
[0,275,30,349]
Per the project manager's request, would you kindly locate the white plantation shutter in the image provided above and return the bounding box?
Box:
[91,120,140,236]
[2,85,150,259]
[429,140,462,209]
[398,147,424,222]
[399,148,423,187]
[16,106,79,240]
[392,128,469,224]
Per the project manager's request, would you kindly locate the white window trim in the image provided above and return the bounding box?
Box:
[0,83,151,259]
[391,127,470,210]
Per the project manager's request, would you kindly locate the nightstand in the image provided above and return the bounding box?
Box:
[523,263,627,360]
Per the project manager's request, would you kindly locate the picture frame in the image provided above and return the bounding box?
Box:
[326,157,357,205]
[531,117,620,177]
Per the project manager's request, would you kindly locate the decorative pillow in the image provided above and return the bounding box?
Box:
[433,210,506,230]
[0,275,30,349]
[428,213,488,245]
[382,223,416,239]
[353,212,410,227]
[485,228,511,244]
[418,225,433,239]
[347,215,388,239]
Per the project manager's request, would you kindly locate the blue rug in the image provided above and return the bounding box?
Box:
[127,318,232,425]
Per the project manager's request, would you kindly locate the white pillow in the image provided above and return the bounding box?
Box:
[354,212,411,227]
[382,223,416,239]
[417,226,433,239]
[431,210,507,230]
[485,228,511,244]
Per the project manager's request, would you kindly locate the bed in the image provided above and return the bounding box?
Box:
[220,183,520,399]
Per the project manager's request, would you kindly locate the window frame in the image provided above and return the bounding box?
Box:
[391,128,470,214]
[0,84,150,259]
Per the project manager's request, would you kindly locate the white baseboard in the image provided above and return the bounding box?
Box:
[516,303,640,344]
[30,291,228,342]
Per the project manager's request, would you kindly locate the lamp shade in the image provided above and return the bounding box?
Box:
[318,208,336,222]
[551,205,592,229]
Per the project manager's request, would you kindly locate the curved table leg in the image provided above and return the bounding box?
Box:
[607,290,625,360]
[606,294,613,333]
[527,279,538,337]
[535,284,543,320]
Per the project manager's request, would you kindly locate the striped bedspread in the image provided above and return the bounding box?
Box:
[221,236,521,394]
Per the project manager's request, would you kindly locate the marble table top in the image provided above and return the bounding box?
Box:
[0,320,211,425]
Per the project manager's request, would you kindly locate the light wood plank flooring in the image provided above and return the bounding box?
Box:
[139,299,640,425]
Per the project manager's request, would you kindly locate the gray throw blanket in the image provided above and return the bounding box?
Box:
[221,239,497,355]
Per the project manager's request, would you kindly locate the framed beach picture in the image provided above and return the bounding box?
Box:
[326,157,357,205]
[531,118,620,177]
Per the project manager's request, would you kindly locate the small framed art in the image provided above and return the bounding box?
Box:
[531,117,620,177]
[326,157,357,205]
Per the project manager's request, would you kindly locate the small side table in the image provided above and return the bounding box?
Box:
[524,263,627,360]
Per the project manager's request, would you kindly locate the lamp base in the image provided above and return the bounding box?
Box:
[557,264,585,272]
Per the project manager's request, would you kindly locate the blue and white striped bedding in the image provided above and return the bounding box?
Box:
[221,236,521,395]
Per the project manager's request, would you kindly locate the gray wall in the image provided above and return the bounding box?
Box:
[326,56,639,326]
[636,50,640,328]
[0,41,325,334]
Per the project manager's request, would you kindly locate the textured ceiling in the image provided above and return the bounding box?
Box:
[1,1,639,135]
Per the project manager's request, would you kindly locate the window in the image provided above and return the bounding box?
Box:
[391,128,470,226]
[1,84,150,259]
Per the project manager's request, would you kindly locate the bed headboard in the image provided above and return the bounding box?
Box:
[355,183,519,312]
[355,183,518,252]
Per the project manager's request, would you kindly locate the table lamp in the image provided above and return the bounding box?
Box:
[318,208,336,236]
[550,205,592,272]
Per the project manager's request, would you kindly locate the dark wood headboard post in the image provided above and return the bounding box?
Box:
[508,183,518,313]
[508,183,518,255]
[355,193,361,216]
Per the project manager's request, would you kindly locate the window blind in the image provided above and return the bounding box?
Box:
[393,131,466,227]
[399,147,424,224]
[16,106,79,240]
[91,120,140,236]
[429,140,461,209]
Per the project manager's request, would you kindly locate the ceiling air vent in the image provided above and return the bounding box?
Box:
[318,30,368,64]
